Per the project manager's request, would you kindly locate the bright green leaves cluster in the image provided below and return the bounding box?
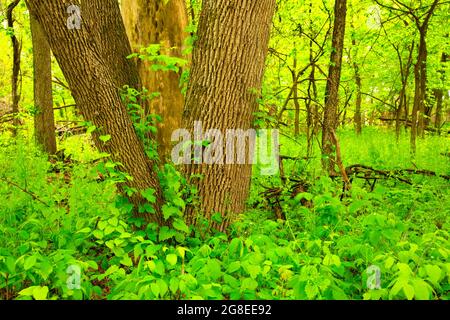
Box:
[128,44,188,73]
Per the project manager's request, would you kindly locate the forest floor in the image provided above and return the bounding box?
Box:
[0,126,449,300]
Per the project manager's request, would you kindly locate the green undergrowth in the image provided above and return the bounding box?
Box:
[0,129,449,300]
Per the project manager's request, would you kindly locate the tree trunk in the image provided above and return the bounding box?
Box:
[434,52,447,134]
[182,0,276,231]
[410,0,440,153]
[322,0,347,175]
[26,0,164,223]
[122,0,189,160]
[6,0,21,133]
[434,88,443,134]
[293,50,300,136]
[354,62,362,135]
[84,0,141,90]
[411,29,427,154]
[29,11,57,154]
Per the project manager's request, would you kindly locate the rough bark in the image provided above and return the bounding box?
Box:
[26,0,163,223]
[84,0,141,90]
[322,0,347,175]
[29,11,57,154]
[122,0,189,160]
[182,0,276,231]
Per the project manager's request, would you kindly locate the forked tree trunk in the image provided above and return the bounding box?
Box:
[122,0,189,160]
[322,0,347,175]
[26,0,164,223]
[29,12,57,154]
[182,0,276,231]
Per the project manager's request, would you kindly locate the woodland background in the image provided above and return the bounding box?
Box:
[0,0,449,300]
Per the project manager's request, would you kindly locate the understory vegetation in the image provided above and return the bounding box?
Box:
[0,0,449,302]
[1,128,448,300]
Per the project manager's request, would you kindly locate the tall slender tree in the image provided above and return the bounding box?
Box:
[29,11,57,154]
[322,0,347,175]
[6,0,21,133]
[375,0,441,154]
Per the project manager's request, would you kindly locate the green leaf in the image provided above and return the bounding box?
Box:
[18,286,36,297]
[5,256,16,273]
[32,286,49,300]
[99,135,111,143]
[229,238,243,256]
[169,277,179,293]
[162,205,180,220]
[157,279,168,297]
[76,227,91,234]
[159,227,176,242]
[151,282,160,298]
[413,279,430,300]
[323,254,341,267]
[141,188,156,203]
[120,254,133,267]
[24,255,37,271]
[241,278,258,291]
[173,218,190,233]
[305,282,319,300]
[425,265,441,285]
[403,284,414,300]
[227,261,241,273]
[166,254,178,266]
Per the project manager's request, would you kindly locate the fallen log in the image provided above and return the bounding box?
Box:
[346,164,450,182]
[379,118,450,134]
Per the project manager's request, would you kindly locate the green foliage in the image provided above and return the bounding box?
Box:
[0,129,448,300]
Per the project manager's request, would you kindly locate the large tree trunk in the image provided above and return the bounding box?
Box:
[85,0,141,90]
[29,12,57,155]
[26,0,164,223]
[122,0,189,160]
[322,0,347,175]
[182,0,276,231]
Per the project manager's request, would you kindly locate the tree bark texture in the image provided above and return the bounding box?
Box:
[122,0,189,160]
[182,0,276,231]
[322,0,347,175]
[26,0,164,223]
